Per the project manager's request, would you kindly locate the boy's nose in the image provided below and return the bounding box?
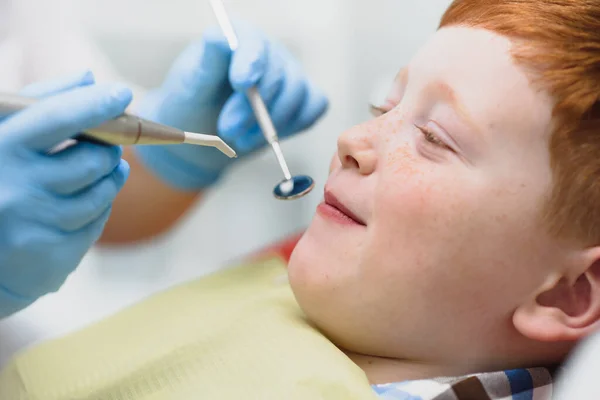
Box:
[336,123,378,176]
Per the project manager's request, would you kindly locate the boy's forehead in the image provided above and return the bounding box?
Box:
[402,27,554,143]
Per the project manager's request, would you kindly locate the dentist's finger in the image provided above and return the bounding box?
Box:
[19,70,96,99]
[43,161,129,232]
[0,84,132,152]
[284,82,329,134]
[161,27,233,99]
[37,142,124,195]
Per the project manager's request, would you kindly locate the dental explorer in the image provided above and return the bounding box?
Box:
[208,0,315,200]
[0,92,237,158]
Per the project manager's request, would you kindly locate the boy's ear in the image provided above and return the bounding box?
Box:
[513,247,600,343]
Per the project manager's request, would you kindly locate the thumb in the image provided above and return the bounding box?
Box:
[2,84,132,152]
[19,70,96,99]
[227,22,269,92]
[160,26,233,99]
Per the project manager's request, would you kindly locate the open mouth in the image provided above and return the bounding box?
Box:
[319,190,366,226]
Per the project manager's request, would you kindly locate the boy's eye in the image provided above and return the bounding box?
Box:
[418,125,453,151]
[369,104,454,153]
[369,104,391,117]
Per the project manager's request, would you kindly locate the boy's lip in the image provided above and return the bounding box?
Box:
[323,190,366,226]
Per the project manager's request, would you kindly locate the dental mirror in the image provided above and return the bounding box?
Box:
[273,175,315,200]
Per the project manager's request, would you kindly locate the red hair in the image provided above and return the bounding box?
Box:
[440,0,600,243]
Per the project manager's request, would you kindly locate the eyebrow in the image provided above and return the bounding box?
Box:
[424,79,482,137]
[392,67,482,138]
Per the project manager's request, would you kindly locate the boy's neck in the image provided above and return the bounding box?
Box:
[344,351,477,385]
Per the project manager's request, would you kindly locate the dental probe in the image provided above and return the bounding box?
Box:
[0,92,237,158]
[209,0,315,200]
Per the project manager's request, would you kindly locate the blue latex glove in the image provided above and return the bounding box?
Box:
[0,72,132,318]
[135,23,328,190]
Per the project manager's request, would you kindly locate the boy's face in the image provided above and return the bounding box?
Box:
[288,27,565,365]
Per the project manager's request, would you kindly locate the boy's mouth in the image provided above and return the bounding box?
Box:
[318,190,366,226]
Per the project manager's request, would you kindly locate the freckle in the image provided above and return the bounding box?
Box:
[390,146,419,176]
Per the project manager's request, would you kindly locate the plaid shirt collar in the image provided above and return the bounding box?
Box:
[373,367,559,399]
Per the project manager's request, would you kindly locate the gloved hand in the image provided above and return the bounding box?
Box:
[134,23,328,190]
[0,72,132,318]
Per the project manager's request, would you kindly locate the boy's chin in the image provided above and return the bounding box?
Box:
[287,232,331,297]
[287,233,312,282]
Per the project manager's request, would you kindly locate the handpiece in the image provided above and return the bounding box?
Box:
[0,92,236,158]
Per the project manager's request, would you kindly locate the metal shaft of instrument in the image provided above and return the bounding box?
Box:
[271,141,292,181]
[246,85,293,181]
[210,0,293,181]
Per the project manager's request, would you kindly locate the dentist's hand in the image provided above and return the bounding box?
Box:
[134,23,328,190]
[0,72,132,318]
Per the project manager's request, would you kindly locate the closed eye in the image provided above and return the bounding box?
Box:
[417,124,453,152]
[369,104,391,117]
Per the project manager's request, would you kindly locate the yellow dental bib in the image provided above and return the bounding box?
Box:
[0,257,378,400]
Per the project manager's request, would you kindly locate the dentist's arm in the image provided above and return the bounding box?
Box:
[99,147,201,244]
[99,24,328,244]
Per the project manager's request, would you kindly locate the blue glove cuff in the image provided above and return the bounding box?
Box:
[0,284,35,319]
[135,145,224,191]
